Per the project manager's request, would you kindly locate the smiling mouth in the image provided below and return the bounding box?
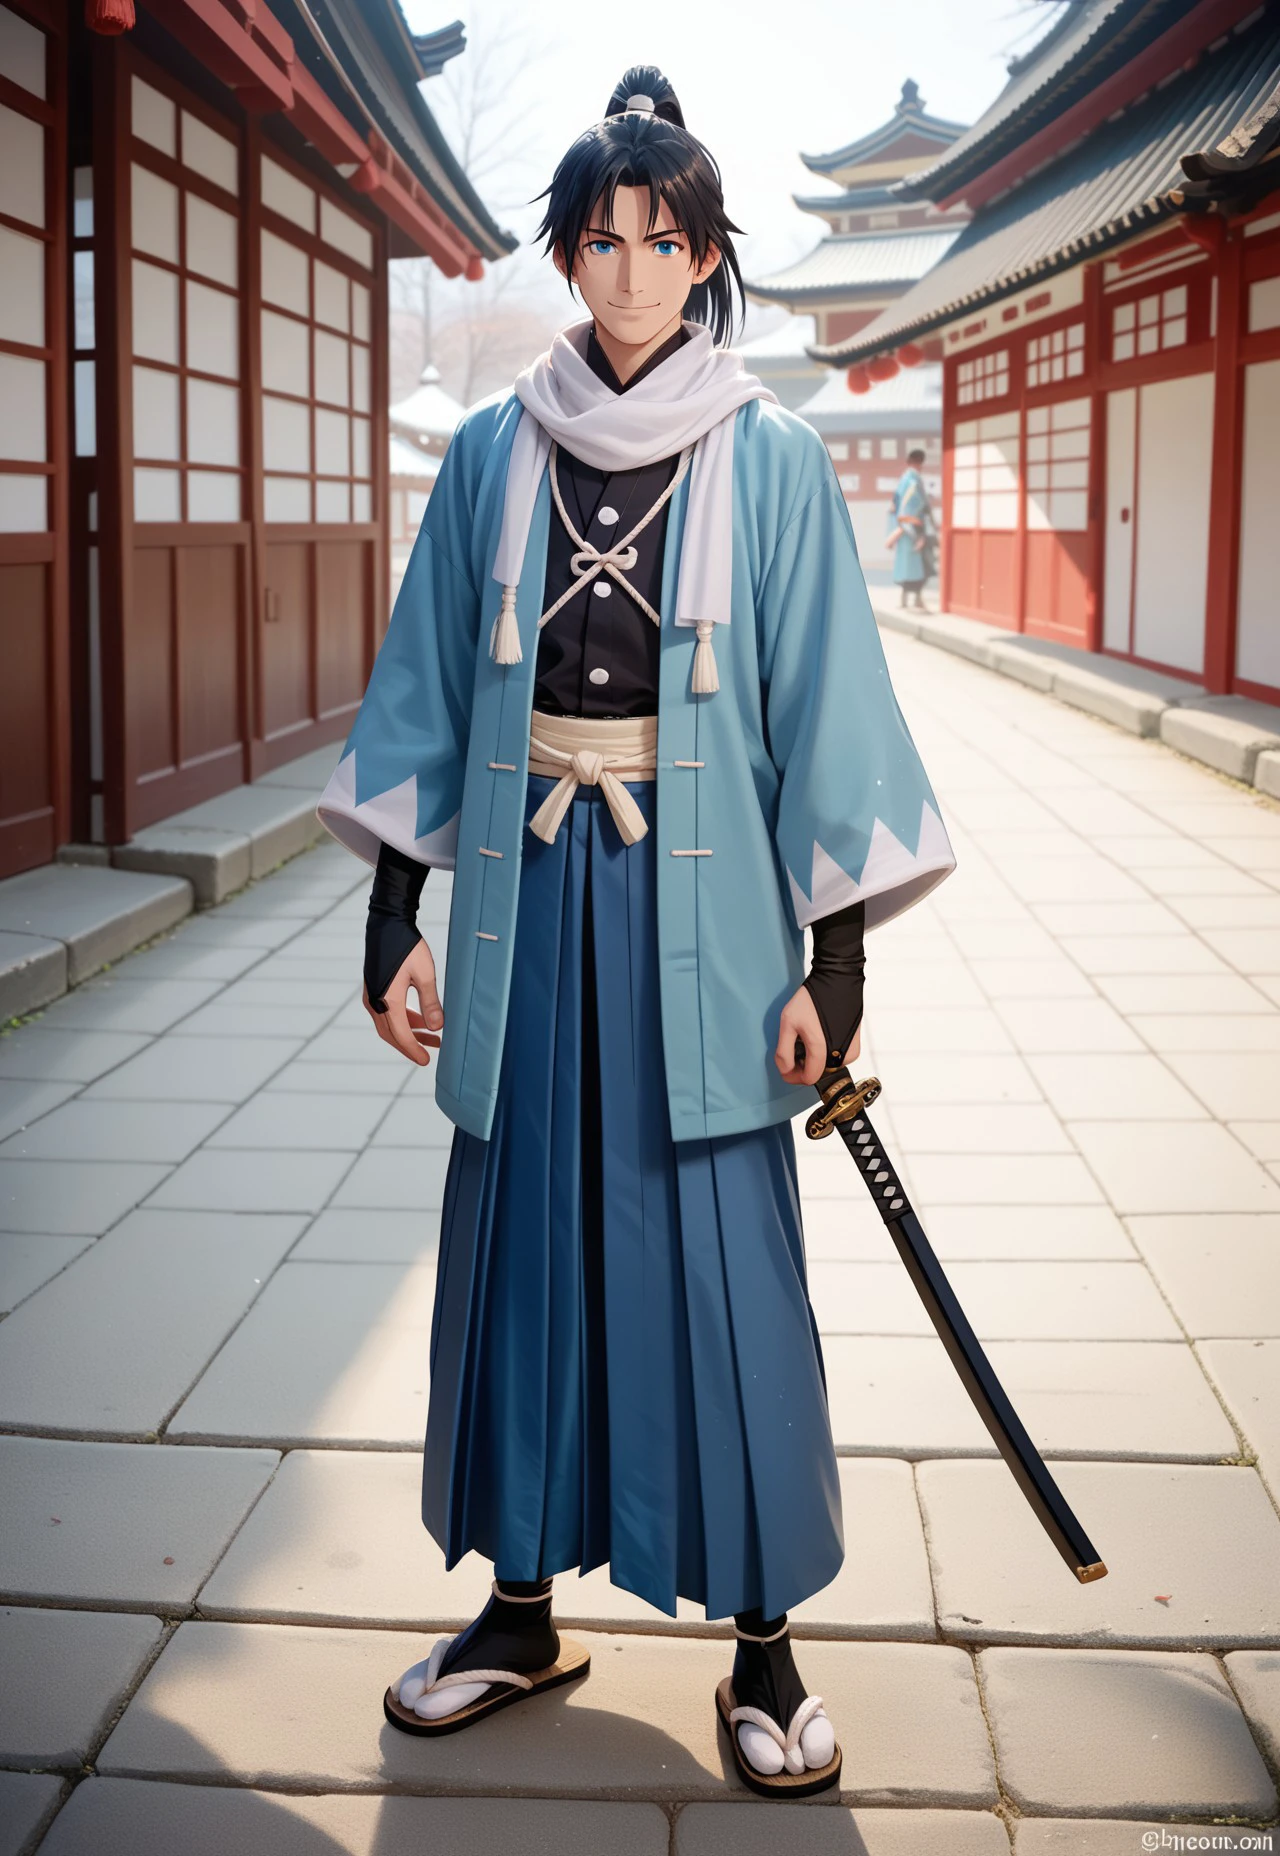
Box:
[606,300,656,309]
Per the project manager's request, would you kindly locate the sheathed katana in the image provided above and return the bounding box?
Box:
[803,1064,1108,1585]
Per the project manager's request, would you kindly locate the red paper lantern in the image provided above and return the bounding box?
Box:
[867,353,900,382]
[897,343,924,368]
[846,366,872,395]
[85,0,135,31]
[465,253,485,282]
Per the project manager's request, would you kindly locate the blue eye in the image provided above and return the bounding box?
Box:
[588,239,615,256]
[654,241,680,257]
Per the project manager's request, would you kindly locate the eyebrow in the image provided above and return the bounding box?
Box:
[582,225,687,243]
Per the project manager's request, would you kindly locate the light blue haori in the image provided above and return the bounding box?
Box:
[890,465,932,587]
[317,390,956,1145]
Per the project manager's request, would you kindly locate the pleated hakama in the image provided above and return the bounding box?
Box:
[422,770,844,1620]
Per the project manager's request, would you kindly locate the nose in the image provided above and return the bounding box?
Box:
[616,246,636,294]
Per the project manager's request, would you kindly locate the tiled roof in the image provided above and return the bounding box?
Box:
[816,12,1280,365]
[746,230,961,304]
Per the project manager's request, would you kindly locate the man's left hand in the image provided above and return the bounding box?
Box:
[775,983,861,1088]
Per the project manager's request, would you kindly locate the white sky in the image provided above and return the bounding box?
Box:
[402,0,1064,293]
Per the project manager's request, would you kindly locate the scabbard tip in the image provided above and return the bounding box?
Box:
[1076,1561,1108,1583]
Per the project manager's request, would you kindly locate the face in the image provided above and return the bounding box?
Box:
[553,184,721,349]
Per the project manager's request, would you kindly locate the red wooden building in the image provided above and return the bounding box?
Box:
[821,0,1280,701]
[0,0,512,880]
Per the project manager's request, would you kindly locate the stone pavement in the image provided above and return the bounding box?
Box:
[2,628,1279,1854]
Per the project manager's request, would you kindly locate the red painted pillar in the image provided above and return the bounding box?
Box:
[940,359,955,612]
[1082,261,1106,654]
[1202,224,1245,694]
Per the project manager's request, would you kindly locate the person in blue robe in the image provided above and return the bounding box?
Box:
[318,64,955,1798]
[888,447,936,610]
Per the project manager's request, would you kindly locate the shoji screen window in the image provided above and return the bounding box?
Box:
[129,75,242,523]
[1026,398,1090,533]
[0,4,52,533]
[951,412,1020,530]
[259,153,374,525]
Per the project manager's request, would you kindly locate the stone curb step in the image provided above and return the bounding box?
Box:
[0,744,340,1022]
[873,602,1280,797]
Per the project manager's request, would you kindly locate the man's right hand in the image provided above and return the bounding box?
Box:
[363,939,443,1067]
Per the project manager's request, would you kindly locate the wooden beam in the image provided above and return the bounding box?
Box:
[1202,228,1245,694]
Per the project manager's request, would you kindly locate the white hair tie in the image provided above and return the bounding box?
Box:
[625,94,655,113]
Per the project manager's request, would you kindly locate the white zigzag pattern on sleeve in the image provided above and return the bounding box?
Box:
[786,800,955,930]
[315,751,461,870]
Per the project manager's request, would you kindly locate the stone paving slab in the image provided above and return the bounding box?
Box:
[1067,1123,1280,1215]
[0,1236,90,1314]
[289,1209,438,1264]
[1126,1215,1280,1338]
[168,1261,436,1447]
[917,1460,1280,1647]
[1012,1822,1277,1852]
[81,1034,304,1103]
[1023,1053,1208,1121]
[0,1078,78,1144]
[0,1159,170,1236]
[36,975,223,1035]
[0,1028,150,1086]
[913,1206,1136,1261]
[825,1337,1235,1462]
[1162,1053,1280,1122]
[0,1771,66,1856]
[0,1605,163,1765]
[1197,1340,1280,1498]
[330,1147,451,1211]
[675,1804,1013,1855]
[40,1779,672,1856]
[197,1452,934,1640]
[96,1622,997,1806]
[979,1645,1277,1818]
[145,1146,353,1215]
[1223,1650,1280,1772]
[0,1436,279,1611]
[0,865,192,996]
[204,1091,391,1152]
[0,1098,227,1163]
[827,1261,1181,1342]
[0,1211,304,1437]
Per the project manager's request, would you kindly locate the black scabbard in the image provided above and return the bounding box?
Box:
[804,1063,1108,1585]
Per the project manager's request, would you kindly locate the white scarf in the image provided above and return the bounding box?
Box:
[489,318,777,695]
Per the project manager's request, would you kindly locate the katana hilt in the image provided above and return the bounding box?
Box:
[804,1069,912,1222]
[804,1065,881,1140]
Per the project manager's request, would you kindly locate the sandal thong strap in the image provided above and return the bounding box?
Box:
[417,1634,535,1697]
[729,1692,828,1755]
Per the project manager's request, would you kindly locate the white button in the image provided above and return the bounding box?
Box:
[593,582,611,599]
[588,667,609,684]
[597,505,619,525]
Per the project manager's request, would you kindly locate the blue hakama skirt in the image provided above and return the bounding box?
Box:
[422,771,844,1620]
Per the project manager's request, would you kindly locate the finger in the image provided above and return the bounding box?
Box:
[382,995,432,1066]
[402,1008,442,1049]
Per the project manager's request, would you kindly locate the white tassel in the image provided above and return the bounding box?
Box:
[690,619,719,694]
[490,585,523,665]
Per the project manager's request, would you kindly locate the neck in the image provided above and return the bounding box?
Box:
[590,310,685,387]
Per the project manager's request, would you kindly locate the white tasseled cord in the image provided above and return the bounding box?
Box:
[491,585,522,665]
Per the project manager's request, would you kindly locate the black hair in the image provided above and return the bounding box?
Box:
[532,64,747,346]
[907,447,927,464]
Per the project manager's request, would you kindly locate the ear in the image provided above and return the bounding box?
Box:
[551,240,570,282]
[694,242,722,287]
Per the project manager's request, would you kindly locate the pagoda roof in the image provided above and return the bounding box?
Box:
[389,434,443,479]
[816,8,1280,366]
[389,364,467,438]
[746,229,961,306]
[801,80,967,179]
[798,363,942,434]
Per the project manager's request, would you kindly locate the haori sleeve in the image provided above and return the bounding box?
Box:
[317,434,481,872]
[758,466,956,933]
